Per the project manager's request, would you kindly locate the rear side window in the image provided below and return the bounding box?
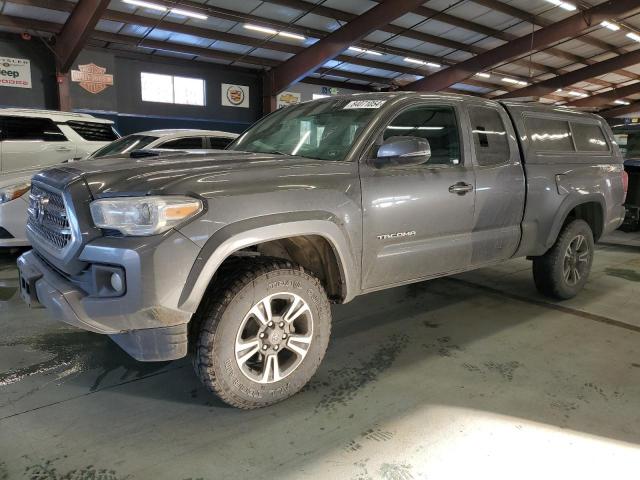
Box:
[208,136,233,149]
[1,116,67,142]
[468,106,510,166]
[571,122,609,152]
[67,121,118,142]
[525,116,574,152]
[160,137,205,149]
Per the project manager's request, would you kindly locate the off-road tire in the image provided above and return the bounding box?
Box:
[532,219,595,300]
[192,257,331,409]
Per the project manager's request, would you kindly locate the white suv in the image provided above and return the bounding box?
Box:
[0,127,238,248]
[0,109,118,173]
[0,109,118,247]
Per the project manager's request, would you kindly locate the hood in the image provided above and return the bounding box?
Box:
[36,150,332,197]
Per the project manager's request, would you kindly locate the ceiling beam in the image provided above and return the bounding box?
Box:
[564,82,640,108]
[470,0,640,82]
[264,0,459,97]
[55,0,109,72]
[496,49,640,99]
[600,101,640,117]
[260,0,615,87]
[404,0,640,92]
[471,0,622,53]
[0,14,395,90]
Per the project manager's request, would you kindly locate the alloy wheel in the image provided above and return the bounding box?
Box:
[234,292,314,383]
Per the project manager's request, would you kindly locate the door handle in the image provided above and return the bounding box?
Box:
[448,182,474,195]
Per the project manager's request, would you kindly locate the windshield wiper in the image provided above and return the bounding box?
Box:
[263,149,292,156]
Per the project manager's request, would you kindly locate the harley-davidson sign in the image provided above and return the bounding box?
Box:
[70,63,114,94]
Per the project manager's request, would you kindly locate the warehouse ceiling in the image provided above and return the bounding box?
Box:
[2,0,640,116]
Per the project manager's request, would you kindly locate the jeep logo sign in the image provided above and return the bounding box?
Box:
[0,57,31,89]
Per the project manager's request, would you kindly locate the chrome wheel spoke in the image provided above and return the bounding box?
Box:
[578,251,589,263]
[286,333,312,357]
[284,296,310,324]
[250,299,272,326]
[262,354,281,383]
[235,338,260,366]
[573,267,581,282]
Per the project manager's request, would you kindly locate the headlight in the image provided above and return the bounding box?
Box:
[90,196,203,236]
[0,182,30,204]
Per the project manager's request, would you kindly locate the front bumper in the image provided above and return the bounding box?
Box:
[17,230,200,361]
[0,195,29,247]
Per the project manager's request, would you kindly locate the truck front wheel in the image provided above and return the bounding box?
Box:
[193,258,331,409]
[532,219,595,300]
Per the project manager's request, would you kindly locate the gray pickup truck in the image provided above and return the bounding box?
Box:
[17,93,626,408]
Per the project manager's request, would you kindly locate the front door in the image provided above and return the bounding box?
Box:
[360,103,476,290]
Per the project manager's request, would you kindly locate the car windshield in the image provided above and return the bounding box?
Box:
[230,98,385,161]
[91,135,158,158]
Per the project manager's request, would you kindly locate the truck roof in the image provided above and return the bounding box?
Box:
[308,91,606,122]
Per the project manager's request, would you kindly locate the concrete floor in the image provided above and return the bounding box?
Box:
[1,232,639,480]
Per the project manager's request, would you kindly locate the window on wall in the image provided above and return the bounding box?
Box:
[140,72,206,106]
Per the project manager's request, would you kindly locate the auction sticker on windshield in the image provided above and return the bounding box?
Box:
[343,100,386,109]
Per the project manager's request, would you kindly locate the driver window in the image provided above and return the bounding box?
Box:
[375,105,461,166]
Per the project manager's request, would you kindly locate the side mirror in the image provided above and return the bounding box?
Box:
[373,136,431,169]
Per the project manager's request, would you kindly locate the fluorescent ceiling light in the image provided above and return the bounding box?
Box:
[600,20,620,31]
[348,46,382,56]
[244,24,278,35]
[244,24,305,40]
[122,0,167,11]
[614,100,631,105]
[556,89,563,93]
[568,90,587,97]
[626,32,640,42]
[502,77,528,86]
[544,0,576,11]
[170,8,207,19]
[475,72,490,78]
[404,57,439,67]
[278,31,306,40]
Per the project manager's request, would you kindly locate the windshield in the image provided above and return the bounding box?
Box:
[91,135,158,158]
[230,98,384,161]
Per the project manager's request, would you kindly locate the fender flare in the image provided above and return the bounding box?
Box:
[178,212,359,313]
[544,193,605,249]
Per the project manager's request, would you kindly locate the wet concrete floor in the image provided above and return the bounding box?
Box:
[1,231,639,479]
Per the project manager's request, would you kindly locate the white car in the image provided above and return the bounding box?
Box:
[0,109,118,173]
[0,129,239,248]
[89,129,238,158]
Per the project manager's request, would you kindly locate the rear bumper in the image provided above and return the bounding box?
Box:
[17,234,198,361]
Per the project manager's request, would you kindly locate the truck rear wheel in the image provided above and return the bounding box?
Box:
[192,257,331,409]
[532,219,594,300]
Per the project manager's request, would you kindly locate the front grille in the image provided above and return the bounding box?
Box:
[27,184,72,250]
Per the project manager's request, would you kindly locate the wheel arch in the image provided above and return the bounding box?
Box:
[178,213,359,313]
[545,194,605,249]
